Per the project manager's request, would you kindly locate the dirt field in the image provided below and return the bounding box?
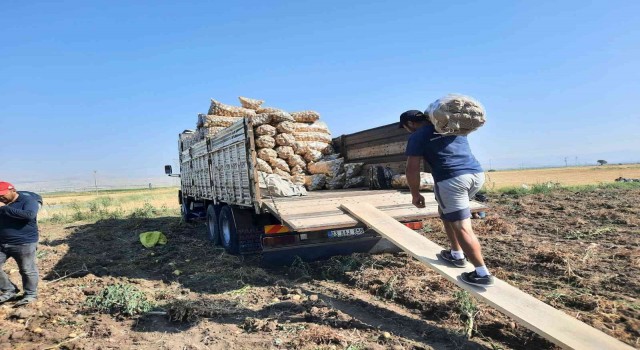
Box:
[1,183,639,349]
[484,164,640,189]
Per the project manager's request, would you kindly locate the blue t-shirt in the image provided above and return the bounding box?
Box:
[405,124,483,183]
[0,191,40,245]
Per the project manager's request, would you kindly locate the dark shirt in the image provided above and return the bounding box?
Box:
[405,124,483,183]
[0,191,40,245]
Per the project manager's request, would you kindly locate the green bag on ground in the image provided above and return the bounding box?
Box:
[139,231,167,248]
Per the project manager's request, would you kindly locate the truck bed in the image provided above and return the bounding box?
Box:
[261,189,487,232]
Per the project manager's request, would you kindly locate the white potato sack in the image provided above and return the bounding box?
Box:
[275,133,296,146]
[256,106,284,114]
[426,94,486,135]
[256,135,276,148]
[275,146,295,160]
[274,168,291,181]
[255,124,277,137]
[257,148,278,162]
[269,157,291,172]
[209,99,256,117]
[256,158,273,174]
[203,115,243,127]
[308,158,344,177]
[296,141,333,154]
[293,132,332,143]
[303,150,323,163]
[269,111,295,123]
[238,96,265,110]
[291,110,320,123]
[250,113,272,127]
[276,121,296,134]
[287,155,307,169]
[293,121,330,133]
[391,172,435,190]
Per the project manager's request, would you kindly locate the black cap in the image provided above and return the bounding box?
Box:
[399,110,425,128]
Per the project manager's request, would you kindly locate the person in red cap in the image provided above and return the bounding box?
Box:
[0,182,41,306]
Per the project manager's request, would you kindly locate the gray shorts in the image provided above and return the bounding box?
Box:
[434,173,485,222]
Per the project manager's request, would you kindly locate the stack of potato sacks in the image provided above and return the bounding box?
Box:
[190,96,366,191]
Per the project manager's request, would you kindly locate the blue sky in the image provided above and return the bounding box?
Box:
[1,1,639,188]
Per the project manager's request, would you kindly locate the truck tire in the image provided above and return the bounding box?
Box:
[219,206,240,254]
[206,204,221,245]
[181,199,193,222]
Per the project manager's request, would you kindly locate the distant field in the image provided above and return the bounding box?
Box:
[40,187,180,222]
[484,164,640,189]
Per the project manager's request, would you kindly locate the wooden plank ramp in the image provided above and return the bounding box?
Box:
[262,190,486,232]
[340,203,633,350]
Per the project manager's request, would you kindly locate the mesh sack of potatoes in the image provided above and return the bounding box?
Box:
[269,111,295,123]
[276,121,296,134]
[296,141,333,154]
[203,115,243,127]
[275,133,296,146]
[256,135,276,148]
[290,164,305,175]
[426,94,486,135]
[292,174,306,185]
[256,158,273,174]
[293,121,330,133]
[343,175,366,189]
[326,173,346,190]
[391,173,434,190]
[287,155,307,170]
[305,174,326,191]
[308,158,344,177]
[202,126,226,138]
[295,145,310,156]
[303,149,323,163]
[256,106,284,114]
[291,111,320,123]
[250,113,272,127]
[269,157,290,172]
[274,168,291,181]
[344,162,364,178]
[275,146,295,160]
[209,99,257,117]
[257,148,278,162]
[238,96,265,110]
[293,132,332,143]
[255,124,277,137]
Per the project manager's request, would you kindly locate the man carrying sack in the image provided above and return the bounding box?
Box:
[400,106,493,287]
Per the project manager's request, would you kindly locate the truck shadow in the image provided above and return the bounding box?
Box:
[42,216,273,294]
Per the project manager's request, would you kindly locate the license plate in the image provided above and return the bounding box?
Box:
[328,228,365,238]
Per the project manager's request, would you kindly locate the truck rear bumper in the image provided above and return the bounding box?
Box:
[260,236,401,265]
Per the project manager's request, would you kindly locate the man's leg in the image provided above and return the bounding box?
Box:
[442,220,461,251]
[449,218,485,267]
[11,243,39,300]
[0,246,19,302]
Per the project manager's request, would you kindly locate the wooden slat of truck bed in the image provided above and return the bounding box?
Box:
[261,189,486,232]
[340,203,633,350]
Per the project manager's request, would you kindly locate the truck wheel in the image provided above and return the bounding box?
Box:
[181,199,193,222]
[219,206,239,254]
[206,204,221,245]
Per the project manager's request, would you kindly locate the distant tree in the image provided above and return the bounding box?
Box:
[597,159,608,166]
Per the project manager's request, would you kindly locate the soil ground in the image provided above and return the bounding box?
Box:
[1,185,638,350]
